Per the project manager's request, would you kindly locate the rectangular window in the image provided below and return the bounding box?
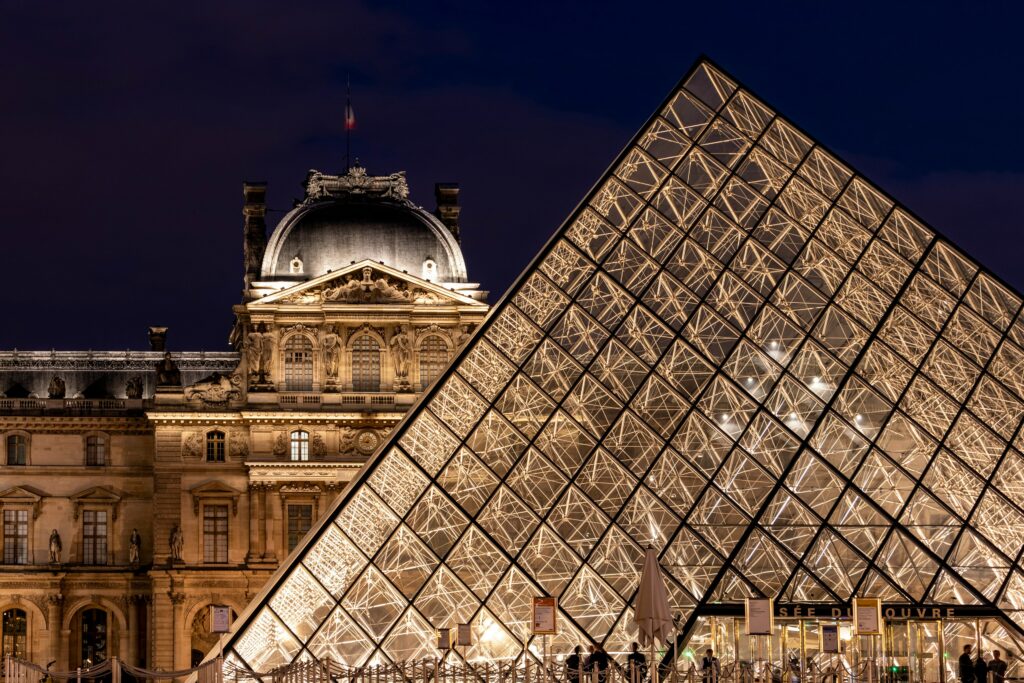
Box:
[82,510,108,565]
[2,510,28,564]
[287,504,313,551]
[86,436,106,466]
[6,435,26,466]
[203,505,229,563]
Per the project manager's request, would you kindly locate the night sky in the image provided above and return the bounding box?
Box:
[3,2,1024,351]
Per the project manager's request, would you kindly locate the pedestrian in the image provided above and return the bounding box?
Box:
[975,652,989,683]
[960,645,975,683]
[587,643,610,683]
[702,649,720,683]
[567,646,583,683]
[627,642,648,683]
[989,650,1007,683]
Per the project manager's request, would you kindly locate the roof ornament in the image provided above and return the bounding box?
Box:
[304,163,410,205]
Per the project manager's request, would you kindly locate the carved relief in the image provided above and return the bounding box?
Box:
[322,326,341,381]
[48,376,66,399]
[311,433,325,458]
[125,376,144,399]
[183,372,242,404]
[244,326,275,386]
[272,433,287,457]
[182,432,202,459]
[305,165,410,204]
[390,325,413,388]
[338,427,391,456]
[280,267,451,306]
[229,432,250,460]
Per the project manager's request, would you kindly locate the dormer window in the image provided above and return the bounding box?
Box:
[290,256,304,275]
[422,259,437,282]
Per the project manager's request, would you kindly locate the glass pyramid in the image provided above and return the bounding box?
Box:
[219,58,1024,671]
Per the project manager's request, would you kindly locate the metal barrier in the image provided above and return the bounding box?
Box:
[3,656,223,683]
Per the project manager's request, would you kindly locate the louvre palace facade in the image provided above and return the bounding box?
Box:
[0,166,488,670]
[204,59,1024,683]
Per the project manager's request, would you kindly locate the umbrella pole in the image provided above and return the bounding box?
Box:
[652,641,658,683]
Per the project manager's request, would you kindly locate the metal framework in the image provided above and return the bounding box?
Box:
[212,58,1024,673]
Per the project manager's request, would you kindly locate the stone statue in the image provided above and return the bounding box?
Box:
[245,330,264,376]
[390,326,412,381]
[48,376,66,399]
[169,525,184,562]
[49,529,62,563]
[322,329,341,380]
[129,528,141,566]
[125,376,144,399]
[183,372,242,404]
[155,352,181,386]
[454,324,472,348]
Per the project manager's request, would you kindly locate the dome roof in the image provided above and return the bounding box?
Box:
[260,167,468,283]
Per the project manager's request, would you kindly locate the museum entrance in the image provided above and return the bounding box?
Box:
[683,612,1022,683]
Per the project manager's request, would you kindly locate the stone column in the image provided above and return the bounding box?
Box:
[169,592,187,671]
[46,594,64,668]
[264,485,280,562]
[123,596,137,666]
[258,484,268,558]
[246,483,261,563]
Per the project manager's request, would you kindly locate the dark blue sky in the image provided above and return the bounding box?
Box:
[3,1,1024,350]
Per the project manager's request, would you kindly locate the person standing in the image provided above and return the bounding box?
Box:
[702,649,720,683]
[960,645,976,683]
[988,650,1007,683]
[567,646,583,683]
[626,642,648,683]
[975,652,989,683]
[586,644,610,683]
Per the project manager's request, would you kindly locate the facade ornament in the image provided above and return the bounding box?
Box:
[125,376,144,399]
[46,594,64,606]
[48,376,66,399]
[182,432,202,459]
[319,268,412,304]
[338,427,357,454]
[272,433,287,457]
[168,592,187,605]
[244,325,275,386]
[229,433,249,460]
[390,325,413,389]
[49,529,62,563]
[155,352,182,386]
[169,525,184,562]
[283,323,318,340]
[183,372,242,404]
[311,432,326,458]
[129,528,141,566]
[453,324,472,348]
[322,326,341,382]
[304,165,410,204]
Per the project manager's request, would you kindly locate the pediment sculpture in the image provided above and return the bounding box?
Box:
[184,372,242,404]
[280,267,450,306]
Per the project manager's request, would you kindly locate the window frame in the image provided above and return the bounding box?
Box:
[85,433,108,467]
[81,509,109,566]
[285,503,314,552]
[283,335,315,391]
[202,503,229,563]
[418,335,451,390]
[206,430,226,463]
[2,508,29,565]
[4,433,28,466]
[290,430,309,462]
[2,607,28,661]
[350,334,382,392]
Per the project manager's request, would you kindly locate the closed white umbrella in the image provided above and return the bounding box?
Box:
[635,546,673,683]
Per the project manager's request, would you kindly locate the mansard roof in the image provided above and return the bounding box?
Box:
[208,58,1024,672]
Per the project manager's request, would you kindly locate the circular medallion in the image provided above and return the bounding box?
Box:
[355,429,380,455]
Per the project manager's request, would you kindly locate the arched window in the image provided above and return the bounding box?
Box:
[351,336,381,392]
[86,435,106,466]
[79,608,107,666]
[284,336,314,391]
[5,435,26,466]
[290,430,309,462]
[419,337,449,390]
[206,431,225,462]
[2,608,27,660]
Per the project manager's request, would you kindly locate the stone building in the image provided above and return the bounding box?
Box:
[0,164,488,670]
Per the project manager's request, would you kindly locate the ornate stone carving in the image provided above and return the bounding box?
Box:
[49,529,62,563]
[182,432,202,459]
[304,165,410,204]
[48,376,66,399]
[272,433,287,457]
[311,432,325,458]
[169,525,184,562]
[244,327,275,385]
[183,372,242,404]
[129,528,141,566]
[338,427,390,456]
[453,324,472,348]
[322,327,341,381]
[0,350,238,371]
[390,325,413,387]
[283,323,318,340]
[281,267,451,306]
[168,592,187,605]
[155,352,182,386]
[125,376,144,399]
[338,427,356,454]
[46,594,64,606]
[229,432,249,460]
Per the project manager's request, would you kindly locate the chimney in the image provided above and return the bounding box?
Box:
[434,183,461,243]
[148,327,168,351]
[243,182,268,292]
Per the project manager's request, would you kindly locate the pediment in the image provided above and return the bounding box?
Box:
[189,480,242,515]
[250,260,485,308]
[70,486,123,520]
[0,485,46,519]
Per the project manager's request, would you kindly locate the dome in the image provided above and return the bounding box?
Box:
[260,167,468,283]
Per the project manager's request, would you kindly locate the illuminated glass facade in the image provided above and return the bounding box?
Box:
[215,59,1024,672]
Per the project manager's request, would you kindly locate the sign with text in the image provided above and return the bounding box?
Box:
[854,598,882,635]
[210,605,231,633]
[745,598,773,635]
[457,623,473,647]
[532,597,557,635]
[820,624,839,653]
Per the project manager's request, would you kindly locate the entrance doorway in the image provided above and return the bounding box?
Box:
[79,608,108,667]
